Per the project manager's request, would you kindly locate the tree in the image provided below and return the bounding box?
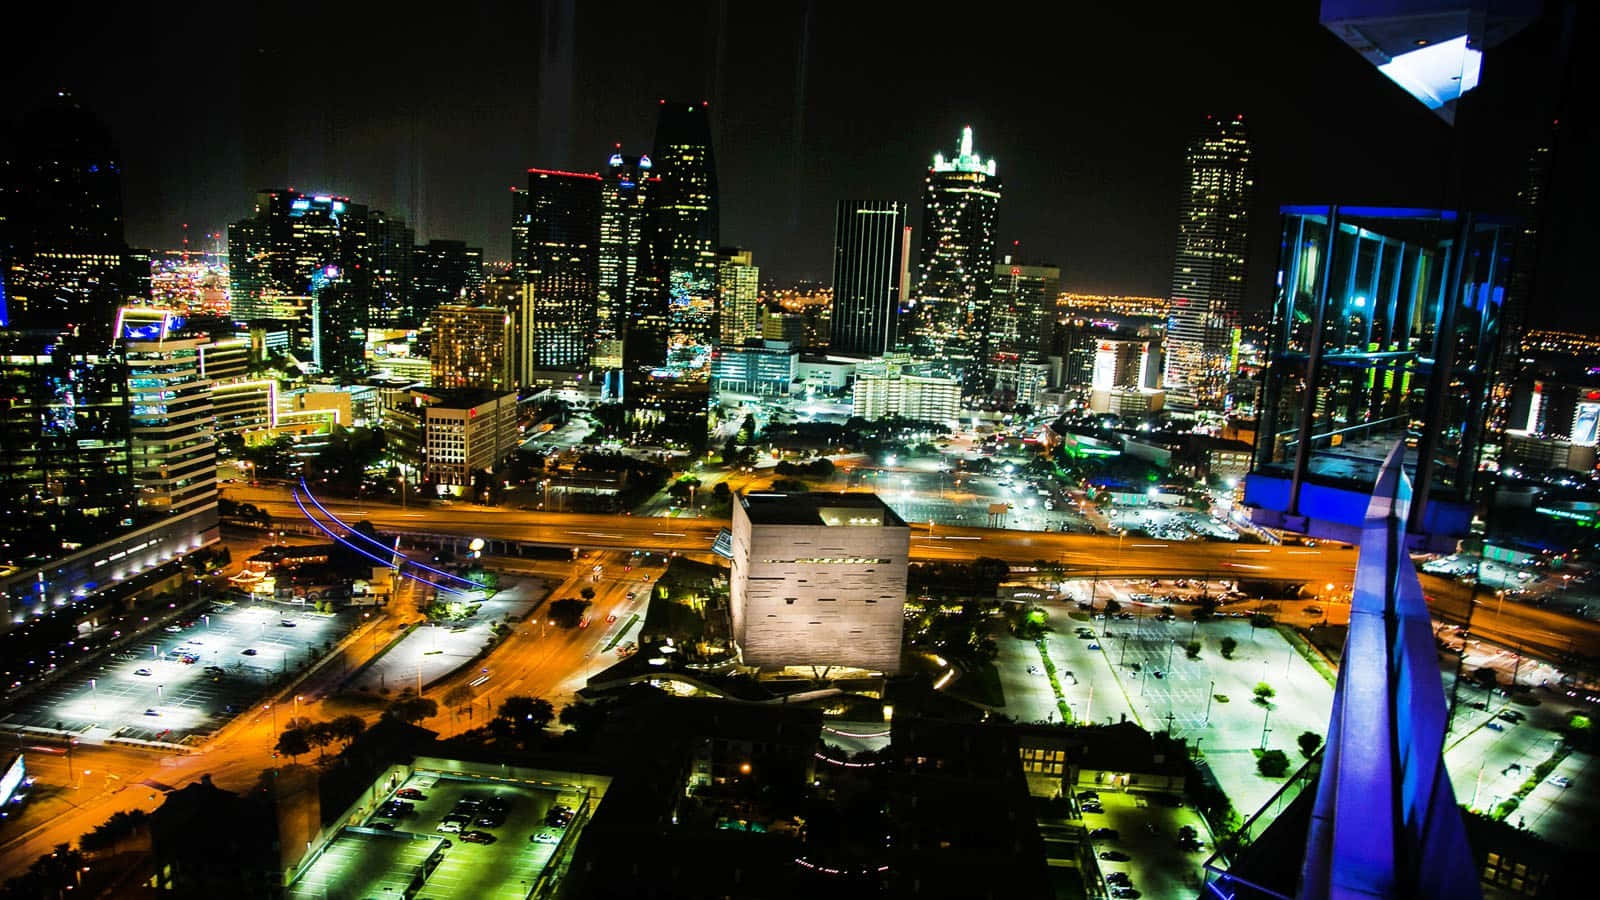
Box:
[1256,749,1291,777]
[442,684,477,723]
[712,481,731,502]
[382,694,438,724]
[329,714,366,744]
[1103,598,1122,615]
[1472,667,1500,689]
[1253,682,1276,703]
[1297,731,1323,758]
[548,597,591,628]
[305,720,337,759]
[276,728,311,761]
[1185,640,1202,659]
[580,586,597,601]
[1220,636,1238,659]
[493,695,556,745]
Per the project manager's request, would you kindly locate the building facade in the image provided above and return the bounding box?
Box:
[117,309,218,522]
[716,247,760,348]
[829,200,909,358]
[522,168,601,369]
[417,390,520,489]
[729,492,908,674]
[599,151,654,353]
[989,253,1061,398]
[711,340,797,396]
[1163,115,1253,417]
[906,127,1001,388]
[429,304,513,392]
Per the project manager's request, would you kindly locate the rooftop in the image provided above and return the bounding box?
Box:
[738,491,907,528]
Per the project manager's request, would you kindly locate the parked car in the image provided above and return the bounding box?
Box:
[242,648,258,656]
[531,829,561,845]
[134,668,153,676]
[1111,888,1141,899]
[437,815,470,833]
[1486,722,1505,732]
[1099,851,1131,862]
[370,822,395,831]
[1090,828,1119,840]
[396,788,426,800]
[1549,775,1572,788]
[460,830,497,845]
[1107,872,1132,886]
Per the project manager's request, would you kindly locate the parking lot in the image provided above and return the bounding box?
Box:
[1110,506,1240,542]
[1079,788,1212,899]
[348,771,580,900]
[0,598,349,745]
[286,830,442,900]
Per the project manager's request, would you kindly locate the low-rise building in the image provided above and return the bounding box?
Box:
[711,339,797,396]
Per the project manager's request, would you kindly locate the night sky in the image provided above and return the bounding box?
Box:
[3,1,1582,318]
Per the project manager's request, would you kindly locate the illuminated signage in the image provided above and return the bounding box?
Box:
[291,199,311,211]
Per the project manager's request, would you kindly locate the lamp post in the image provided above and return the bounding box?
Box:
[1259,706,1272,750]
[1203,680,1214,725]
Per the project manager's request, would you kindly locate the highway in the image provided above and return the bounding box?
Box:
[227,484,1361,581]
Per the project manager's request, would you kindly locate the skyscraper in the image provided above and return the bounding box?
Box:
[363,208,415,327]
[626,101,720,447]
[430,304,514,391]
[716,247,760,348]
[510,187,529,280]
[3,94,141,340]
[411,239,483,321]
[908,127,1001,389]
[599,150,653,352]
[1164,114,1253,417]
[116,308,217,523]
[829,200,908,358]
[0,331,136,564]
[649,100,720,365]
[520,167,601,369]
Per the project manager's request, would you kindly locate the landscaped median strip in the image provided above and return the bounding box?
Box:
[1492,745,1571,822]
[602,613,640,652]
[1034,637,1073,723]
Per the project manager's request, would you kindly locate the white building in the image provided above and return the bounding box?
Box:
[118,309,218,520]
[729,492,909,674]
[852,358,961,424]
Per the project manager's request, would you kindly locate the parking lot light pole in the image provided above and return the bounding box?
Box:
[1204,680,1214,725]
[1259,706,1272,750]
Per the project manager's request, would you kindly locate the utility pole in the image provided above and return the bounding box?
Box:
[1259,706,1272,750]
[1204,680,1215,725]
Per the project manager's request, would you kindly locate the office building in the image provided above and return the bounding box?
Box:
[480,275,536,388]
[521,168,601,369]
[729,491,908,674]
[762,310,806,345]
[906,127,1001,388]
[416,389,519,491]
[2,94,143,340]
[411,239,483,322]
[828,200,908,358]
[989,253,1060,397]
[0,331,136,564]
[852,357,962,424]
[1163,115,1253,417]
[1245,206,1514,550]
[116,308,217,521]
[649,101,720,357]
[363,208,415,327]
[429,304,513,391]
[711,339,797,396]
[599,150,653,349]
[510,187,529,279]
[227,191,368,322]
[716,247,760,347]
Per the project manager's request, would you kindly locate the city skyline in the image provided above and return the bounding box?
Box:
[6,1,1549,317]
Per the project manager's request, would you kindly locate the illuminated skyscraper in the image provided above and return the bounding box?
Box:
[521,168,601,369]
[829,200,908,358]
[649,100,720,363]
[115,308,217,523]
[0,331,136,564]
[988,251,1060,399]
[1164,114,1253,417]
[599,150,653,352]
[363,208,415,327]
[907,127,1001,389]
[717,247,760,347]
[430,304,514,392]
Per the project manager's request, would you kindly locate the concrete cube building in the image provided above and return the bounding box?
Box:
[730,492,909,674]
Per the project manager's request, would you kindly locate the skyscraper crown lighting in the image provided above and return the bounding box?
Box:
[931,126,997,176]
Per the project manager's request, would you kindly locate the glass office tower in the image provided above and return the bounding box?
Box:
[1245,205,1515,549]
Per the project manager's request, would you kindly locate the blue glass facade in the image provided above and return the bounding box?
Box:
[1247,206,1514,547]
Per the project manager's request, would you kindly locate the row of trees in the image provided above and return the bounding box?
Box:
[275,714,366,761]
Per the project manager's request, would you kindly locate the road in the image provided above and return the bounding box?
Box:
[229,483,1358,580]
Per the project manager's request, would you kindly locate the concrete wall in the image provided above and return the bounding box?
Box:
[730,504,908,674]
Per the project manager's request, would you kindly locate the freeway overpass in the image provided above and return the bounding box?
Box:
[237,484,1600,662]
[233,484,1357,581]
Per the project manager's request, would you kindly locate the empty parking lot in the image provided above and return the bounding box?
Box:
[0,598,349,745]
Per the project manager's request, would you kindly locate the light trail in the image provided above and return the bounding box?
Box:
[291,489,468,596]
[298,479,481,589]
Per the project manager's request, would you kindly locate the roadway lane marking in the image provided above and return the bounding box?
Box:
[652,532,686,537]
[1131,543,1169,549]
[944,536,981,541]
[1286,550,1322,555]
[567,531,623,539]
[1235,548,1270,554]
